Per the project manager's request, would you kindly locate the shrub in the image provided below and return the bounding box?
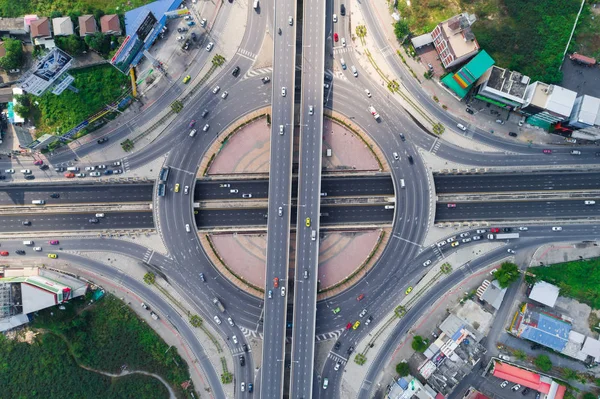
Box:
[396,362,410,376]
[534,354,552,372]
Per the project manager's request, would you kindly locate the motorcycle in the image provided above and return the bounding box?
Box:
[278,27,282,35]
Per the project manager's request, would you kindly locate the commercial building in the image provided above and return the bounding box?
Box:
[386,375,438,399]
[492,362,566,399]
[474,65,530,110]
[568,95,600,141]
[441,50,495,99]
[521,82,577,130]
[431,13,479,69]
[510,303,571,352]
[19,48,74,96]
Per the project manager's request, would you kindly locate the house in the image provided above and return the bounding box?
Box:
[441,50,495,100]
[30,17,52,40]
[78,15,97,37]
[0,18,27,36]
[477,279,507,310]
[100,14,121,35]
[52,17,74,36]
[528,281,560,308]
[431,13,479,69]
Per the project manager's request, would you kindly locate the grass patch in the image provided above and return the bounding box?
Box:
[571,4,600,60]
[397,0,581,83]
[27,64,130,137]
[528,257,600,309]
[31,292,191,397]
[0,0,153,17]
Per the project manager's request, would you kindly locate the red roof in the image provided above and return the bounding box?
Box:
[492,362,564,399]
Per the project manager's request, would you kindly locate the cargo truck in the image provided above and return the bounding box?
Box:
[368,105,380,120]
[487,233,520,240]
[213,297,225,312]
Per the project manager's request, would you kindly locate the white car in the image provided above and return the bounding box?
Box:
[241,382,245,392]
[281,87,287,97]
[552,227,562,231]
[278,206,283,216]
[33,247,42,251]
[213,316,222,325]
[268,290,273,298]
[89,172,101,177]
[309,105,314,115]
[341,37,346,47]
[472,235,482,241]
[334,362,340,371]
[288,16,293,25]
[459,232,470,237]
[176,35,184,41]
[76,173,86,177]
[507,249,515,254]
[446,236,456,243]
[392,152,399,160]
[97,165,107,169]
[333,14,337,23]
[200,18,207,27]
[4,169,14,173]
[461,238,471,243]
[184,186,189,195]
[279,125,284,135]
[518,226,528,231]
[206,42,214,51]
[457,123,467,131]
[84,166,95,171]
[212,86,220,94]
[232,335,238,344]
[476,229,486,234]
[281,287,286,296]
[359,309,367,318]
[203,124,210,132]
[365,89,371,98]
[585,200,596,205]
[437,241,447,247]
[221,91,228,99]
[423,260,432,267]
[228,317,234,326]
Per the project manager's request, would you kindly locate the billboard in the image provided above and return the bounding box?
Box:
[136,12,157,41]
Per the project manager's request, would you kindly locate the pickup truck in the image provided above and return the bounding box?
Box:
[368,105,380,120]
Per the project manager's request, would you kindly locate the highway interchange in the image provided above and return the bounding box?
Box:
[1,0,599,398]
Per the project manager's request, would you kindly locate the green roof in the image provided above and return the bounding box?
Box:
[442,50,495,99]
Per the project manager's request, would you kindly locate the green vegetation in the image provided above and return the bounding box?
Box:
[393,20,410,42]
[395,0,580,83]
[189,315,203,328]
[121,138,134,152]
[212,54,225,67]
[395,362,410,377]
[20,64,129,136]
[534,354,553,372]
[411,335,428,352]
[571,3,600,60]
[493,262,520,288]
[171,100,183,113]
[354,353,367,365]
[528,258,600,309]
[0,0,152,18]
[0,293,193,398]
[85,32,113,56]
[0,333,169,398]
[440,262,452,274]
[432,123,445,135]
[582,393,597,399]
[513,349,527,361]
[220,357,233,383]
[0,37,24,70]
[143,272,156,285]
[54,35,87,56]
[562,367,578,381]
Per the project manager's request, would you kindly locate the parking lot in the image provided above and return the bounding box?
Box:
[560,57,600,98]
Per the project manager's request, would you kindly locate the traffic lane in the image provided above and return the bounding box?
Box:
[193,175,395,200]
[434,172,600,193]
[0,211,153,232]
[436,200,600,221]
[0,183,153,205]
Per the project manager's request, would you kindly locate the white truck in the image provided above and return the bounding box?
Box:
[487,233,520,240]
[368,105,380,120]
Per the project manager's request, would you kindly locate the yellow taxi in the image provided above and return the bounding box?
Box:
[174,183,180,193]
[48,253,58,259]
[451,241,459,247]
[352,320,361,330]
[183,75,191,84]
[305,217,311,227]
[405,286,413,295]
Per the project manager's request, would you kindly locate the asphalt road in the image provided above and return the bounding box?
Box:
[194,175,394,200]
[0,211,153,233]
[0,183,152,205]
[436,200,600,221]
[434,171,600,194]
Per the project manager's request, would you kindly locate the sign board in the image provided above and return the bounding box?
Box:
[60,120,89,141]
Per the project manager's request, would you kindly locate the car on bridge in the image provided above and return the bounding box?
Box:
[273,277,279,288]
[305,217,311,227]
[447,203,456,208]
[405,286,413,295]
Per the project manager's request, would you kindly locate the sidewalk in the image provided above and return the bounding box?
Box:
[350,0,566,149]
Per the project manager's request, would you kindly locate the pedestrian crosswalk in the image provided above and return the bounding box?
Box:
[122,157,131,172]
[379,45,394,58]
[327,351,348,364]
[333,46,354,55]
[236,47,256,61]
[142,249,153,263]
[430,139,441,154]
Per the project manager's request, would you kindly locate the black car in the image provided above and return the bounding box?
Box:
[232,66,240,77]
[262,76,271,84]
[509,131,518,137]
[201,109,209,118]
[183,40,190,50]
[399,133,405,141]
[242,343,248,352]
[466,108,474,114]
[522,388,530,395]
[50,193,60,198]
[39,164,49,170]
[191,32,197,41]
[104,170,113,175]
[340,3,346,15]
[22,220,31,226]
[89,218,99,223]
[97,137,109,144]
[0,175,5,180]
[334,341,341,350]
[25,175,35,180]
[16,250,25,255]
[407,155,414,164]
[347,345,354,355]
[503,227,511,232]
[239,355,245,366]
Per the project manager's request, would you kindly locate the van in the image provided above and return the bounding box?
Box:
[189,129,197,137]
[32,200,45,205]
[185,224,191,233]
[23,241,33,246]
[400,179,405,188]
[326,148,332,157]
[67,166,80,172]
[340,58,346,70]
[253,0,259,9]
[95,213,105,218]
[385,205,395,209]
[311,230,316,241]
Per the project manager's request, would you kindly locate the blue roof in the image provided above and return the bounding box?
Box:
[520,312,570,352]
[124,0,181,35]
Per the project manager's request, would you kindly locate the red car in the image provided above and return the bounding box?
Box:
[447,203,456,208]
[357,294,365,301]
[33,160,43,165]
[273,277,279,288]
[0,251,8,256]
[543,149,552,154]
[346,322,353,330]
[490,228,500,233]
[334,33,339,42]
[189,120,196,128]
[49,240,59,245]
[64,173,75,178]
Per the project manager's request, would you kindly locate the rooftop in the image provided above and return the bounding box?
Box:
[515,304,571,352]
[30,17,50,38]
[546,85,577,118]
[52,17,74,36]
[437,13,479,59]
[485,65,530,100]
[529,281,560,308]
[78,15,97,36]
[100,14,121,34]
[0,17,25,32]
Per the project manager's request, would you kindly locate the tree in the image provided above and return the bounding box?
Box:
[395,362,410,377]
[143,272,155,285]
[394,20,410,42]
[411,336,428,352]
[561,368,578,381]
[0,37,24,70]
[493,262,520,288]
[84,32,111,55]
[582,393,596,399]
[55,35,86,56]
[514,349,527,361]
[534,354,552,372]
[13,94,31,119]
[189,315,203,328]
